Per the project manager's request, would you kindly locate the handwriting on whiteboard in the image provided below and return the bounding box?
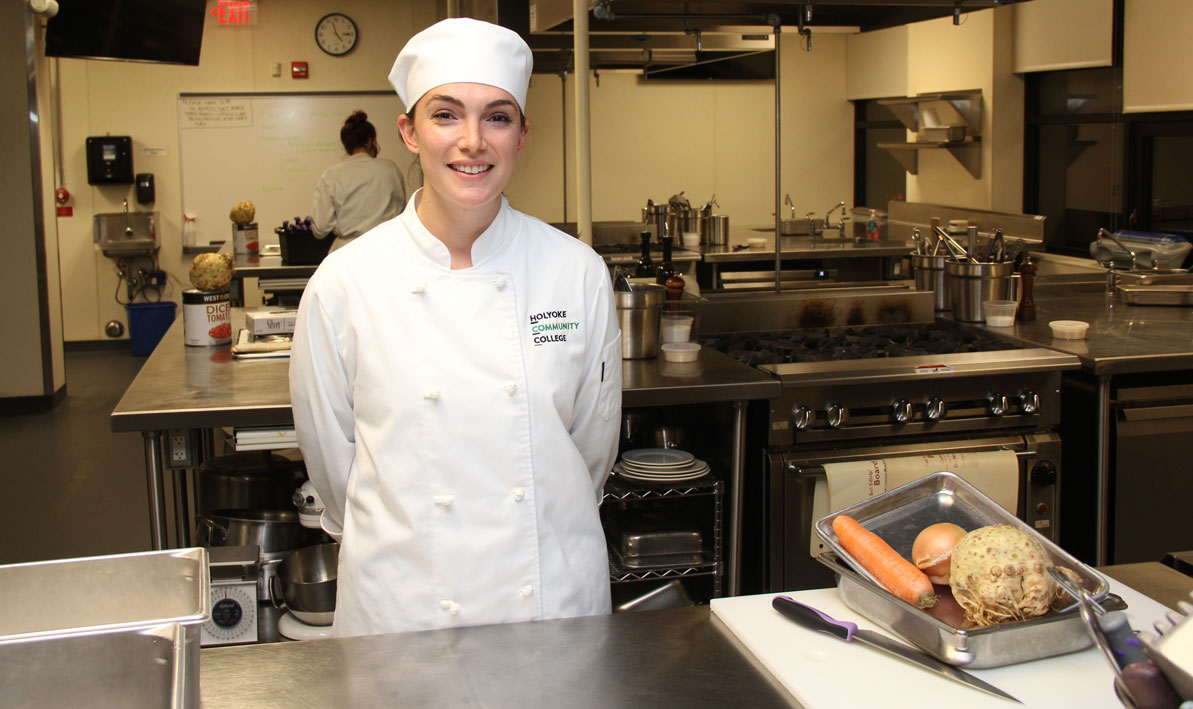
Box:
[179,98,253,129]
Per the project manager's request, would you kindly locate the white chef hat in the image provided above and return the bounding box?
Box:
[388,18,533,113]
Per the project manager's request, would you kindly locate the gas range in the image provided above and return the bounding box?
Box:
[697,289,1081,446]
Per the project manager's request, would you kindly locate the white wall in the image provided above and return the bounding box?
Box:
[904,8,1024,212]
[45,2,854,341]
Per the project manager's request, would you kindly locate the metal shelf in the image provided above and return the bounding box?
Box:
[602,475,724,597]
[878,90,983,179]
[608,554,722,583]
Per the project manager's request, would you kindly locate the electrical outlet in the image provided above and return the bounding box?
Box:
[167,429,193,469]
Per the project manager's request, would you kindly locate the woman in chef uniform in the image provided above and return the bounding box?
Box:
[309,110,407,252]
[289,18,622,637]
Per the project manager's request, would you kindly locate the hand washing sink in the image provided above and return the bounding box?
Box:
[752,220,817,236]
[94,211,159,258]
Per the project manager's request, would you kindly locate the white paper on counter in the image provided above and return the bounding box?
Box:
[711,580,1172,709]
[810,450,1020,557]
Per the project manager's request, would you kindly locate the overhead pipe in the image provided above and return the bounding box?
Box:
[771,17,782,293]
[573,0,592,245]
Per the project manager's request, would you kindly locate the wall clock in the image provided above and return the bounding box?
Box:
[315,13,358,56]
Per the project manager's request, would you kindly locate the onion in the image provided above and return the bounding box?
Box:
[912,522,967,585]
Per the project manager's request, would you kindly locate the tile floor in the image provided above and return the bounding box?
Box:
[0,347,151,565]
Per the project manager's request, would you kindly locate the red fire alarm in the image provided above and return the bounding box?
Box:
[291,62,309,79]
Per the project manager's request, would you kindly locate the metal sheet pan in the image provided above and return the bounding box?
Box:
[1117,284,1193,306]
[813,472,1108,668]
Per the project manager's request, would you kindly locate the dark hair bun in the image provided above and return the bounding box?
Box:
[346,110,368,125]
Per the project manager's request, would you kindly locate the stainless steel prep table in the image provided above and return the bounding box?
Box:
[201,605,797,708]
[949,280,1193,566]
[199,561,1191,708]
[229,252,320,307]
[111,311,780,594]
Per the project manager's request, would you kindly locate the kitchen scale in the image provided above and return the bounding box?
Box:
[201,544,260,646]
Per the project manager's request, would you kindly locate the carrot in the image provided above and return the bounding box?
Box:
[832,514,937,608]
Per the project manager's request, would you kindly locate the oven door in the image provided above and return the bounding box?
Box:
[765,431,1061,593]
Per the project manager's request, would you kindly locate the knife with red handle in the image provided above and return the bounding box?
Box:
[772,595,1021,703]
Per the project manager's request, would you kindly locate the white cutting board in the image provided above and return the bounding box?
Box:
[711,581,1172,708]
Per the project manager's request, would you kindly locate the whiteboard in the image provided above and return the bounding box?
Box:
[177,92,416,247]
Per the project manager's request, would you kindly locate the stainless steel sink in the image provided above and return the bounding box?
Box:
[94,211,159,258]
[752,219,818,236]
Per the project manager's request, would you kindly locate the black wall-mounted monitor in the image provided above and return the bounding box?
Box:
[44,0,207,66]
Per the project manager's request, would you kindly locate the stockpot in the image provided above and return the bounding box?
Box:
[196,452,307,519]
[197,509,324,554]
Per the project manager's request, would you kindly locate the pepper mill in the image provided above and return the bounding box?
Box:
[665,274,685,312]
[1018,257,1037,322]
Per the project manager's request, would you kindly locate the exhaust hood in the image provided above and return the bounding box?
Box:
[499,0,1033,78]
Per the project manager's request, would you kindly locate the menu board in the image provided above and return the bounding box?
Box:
[177,92,416,248]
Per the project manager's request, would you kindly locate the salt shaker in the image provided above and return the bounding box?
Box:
[1018,257,1037,322]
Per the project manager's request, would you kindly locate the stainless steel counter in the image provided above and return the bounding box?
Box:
[111,311,779,592]
[231,252,320,280]
[956,281,1193,376]
[200,562,1191,708]
[200,606,796,708]
[686,225,914,264]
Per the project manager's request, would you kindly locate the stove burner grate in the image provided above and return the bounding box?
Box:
[702,324,1017,366]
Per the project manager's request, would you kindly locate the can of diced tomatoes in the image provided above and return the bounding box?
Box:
[183,289,232,346]
[232,222,259,254]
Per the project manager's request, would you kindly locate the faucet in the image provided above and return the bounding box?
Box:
[1096,227,1136,293]
[123,199,133,237]
[824,201,845,230]
[784,194,796,220]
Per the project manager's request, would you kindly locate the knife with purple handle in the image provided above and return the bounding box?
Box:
[772,596,1021,703]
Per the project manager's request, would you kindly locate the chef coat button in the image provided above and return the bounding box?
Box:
[440,600,460,615]
[520,585,534,599]
[423,390,440,400]
[434,495,454,508]
[494,277,507,291]
[412,283,427,295]
[512,488,525,502]
[504,383,517,396]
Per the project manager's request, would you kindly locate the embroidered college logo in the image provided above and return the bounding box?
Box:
[529,309,580,346]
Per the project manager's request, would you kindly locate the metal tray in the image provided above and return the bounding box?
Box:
[813,471,1109,668]
[1117,284,1193,306]
[0,622,196,708]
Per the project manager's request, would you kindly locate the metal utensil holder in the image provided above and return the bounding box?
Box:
[945,259,1013,322]
[910,253,948,311]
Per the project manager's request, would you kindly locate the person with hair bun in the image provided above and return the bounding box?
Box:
[290,18,621,638]
[309,110,406,252]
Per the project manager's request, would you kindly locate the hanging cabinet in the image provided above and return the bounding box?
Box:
[877,90,983,179]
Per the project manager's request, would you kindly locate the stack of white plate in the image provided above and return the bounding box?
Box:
[613,448,709,483]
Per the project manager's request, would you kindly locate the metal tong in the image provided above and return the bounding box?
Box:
[934,226,974,262]
[1049,567,1182,709]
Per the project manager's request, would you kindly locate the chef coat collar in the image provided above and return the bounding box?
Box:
[399,188,513,268]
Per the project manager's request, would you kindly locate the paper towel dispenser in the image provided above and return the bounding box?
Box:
[86,136,134,185]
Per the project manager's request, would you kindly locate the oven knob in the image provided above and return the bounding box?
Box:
[988,393,1009,417]
[1030,460,1058,486]
[791,405,814,431]
[892,399,913,423]
[1019,391,1041,414]
[924,397,947,421]
[826,404,850,429]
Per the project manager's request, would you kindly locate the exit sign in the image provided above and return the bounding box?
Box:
[213,1,257,25]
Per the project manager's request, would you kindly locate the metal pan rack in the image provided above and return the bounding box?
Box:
[601,475,724,599]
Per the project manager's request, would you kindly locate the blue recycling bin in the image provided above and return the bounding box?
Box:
[126,302,177,356]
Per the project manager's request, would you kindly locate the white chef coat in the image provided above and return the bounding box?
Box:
[289,191,622,637]
[310,153,407,252]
